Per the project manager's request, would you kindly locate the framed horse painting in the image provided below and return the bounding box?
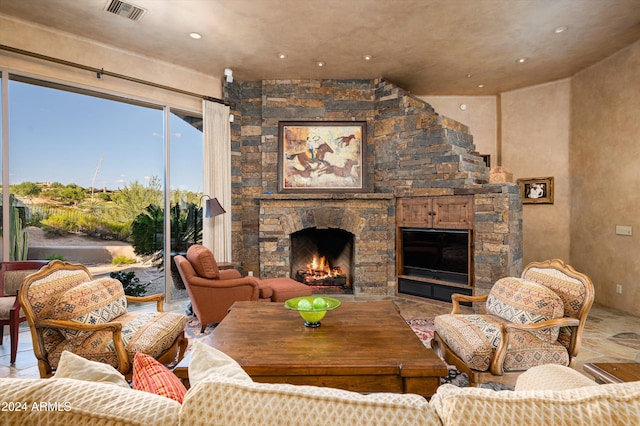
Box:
[278,121,366,193]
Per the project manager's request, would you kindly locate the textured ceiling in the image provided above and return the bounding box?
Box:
[1,0,639,95]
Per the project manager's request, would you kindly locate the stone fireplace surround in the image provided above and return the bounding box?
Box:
[259,194,395,296]
[224,78,523,300]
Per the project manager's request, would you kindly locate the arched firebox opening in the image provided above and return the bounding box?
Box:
[290,227,354,294]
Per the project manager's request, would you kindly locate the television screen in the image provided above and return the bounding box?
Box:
[401,228,469,284]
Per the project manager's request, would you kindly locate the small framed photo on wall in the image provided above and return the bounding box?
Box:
[517,177,554,204]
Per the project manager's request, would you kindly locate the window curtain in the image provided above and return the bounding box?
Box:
[202,100,232,262]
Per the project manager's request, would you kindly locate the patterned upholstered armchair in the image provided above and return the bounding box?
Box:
[432,259,594,387]
[19,260,187,378]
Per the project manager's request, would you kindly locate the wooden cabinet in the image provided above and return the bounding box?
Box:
[396,195,475,303]
[397,195,473,229]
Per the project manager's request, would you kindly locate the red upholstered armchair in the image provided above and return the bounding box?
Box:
[174,245,273,332]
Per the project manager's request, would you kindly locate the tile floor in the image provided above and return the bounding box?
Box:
[2,294,639,381]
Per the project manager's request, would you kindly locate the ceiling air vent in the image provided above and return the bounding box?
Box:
[104,0,147,22]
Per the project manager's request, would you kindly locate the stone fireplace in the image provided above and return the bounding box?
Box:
[259,194,395,296]
[224,78,523,300]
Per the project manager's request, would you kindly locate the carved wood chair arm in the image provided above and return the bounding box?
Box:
[36,318,123,332]
[451,293,488,314]
[490,318,580,375]
[126,293,165,312]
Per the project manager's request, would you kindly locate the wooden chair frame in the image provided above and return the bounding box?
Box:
[19,260,187,378]
[432,259,595,387]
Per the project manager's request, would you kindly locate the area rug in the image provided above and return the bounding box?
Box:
[405,317,471,387]
[406,317,435,344]
[184,316,217,340]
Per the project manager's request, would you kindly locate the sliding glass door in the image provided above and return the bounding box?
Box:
[1,74,202,300]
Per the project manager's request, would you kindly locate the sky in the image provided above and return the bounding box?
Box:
[5,79,203,193]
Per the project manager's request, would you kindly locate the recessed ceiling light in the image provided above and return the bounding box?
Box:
[363,55,372,61]
[189,32,202,39]
[278,53,287,59]
[459,104,467,111]
[478,84,485,88]
[516,57,527,63]
[466,74,472,78]
[554,26,568,34]
[317,61,325,67]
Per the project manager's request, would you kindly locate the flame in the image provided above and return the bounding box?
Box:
[304,255,344,279]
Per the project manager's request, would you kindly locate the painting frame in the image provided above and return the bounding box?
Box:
[517,177,554,204]
[278,121,366,193]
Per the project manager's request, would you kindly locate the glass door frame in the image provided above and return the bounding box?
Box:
[0,68,202,302]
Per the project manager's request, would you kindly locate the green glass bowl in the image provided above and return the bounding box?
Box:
[284,296,341,327]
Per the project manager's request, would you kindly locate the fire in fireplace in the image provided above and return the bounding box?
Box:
[290,227,354,293]
[295,255,347,286]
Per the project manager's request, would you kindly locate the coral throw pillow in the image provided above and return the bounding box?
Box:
[132,352,187,404]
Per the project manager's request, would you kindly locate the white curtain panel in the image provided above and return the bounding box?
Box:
[202,100,232,263]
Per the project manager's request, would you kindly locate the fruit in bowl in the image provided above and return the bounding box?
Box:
[297,298,313,310]
[312,297,327,309]
[284,296,341,327]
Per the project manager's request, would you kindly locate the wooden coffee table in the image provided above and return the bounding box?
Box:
[177,299,447,397]
[583,362,640,384]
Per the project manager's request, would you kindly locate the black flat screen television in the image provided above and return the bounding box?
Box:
[400,228,469,285]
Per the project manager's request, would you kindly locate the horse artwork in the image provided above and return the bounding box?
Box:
[278,121,366,192]
[286,142,334,171]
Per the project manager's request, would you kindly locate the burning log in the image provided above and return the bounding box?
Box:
[296,256,348,287]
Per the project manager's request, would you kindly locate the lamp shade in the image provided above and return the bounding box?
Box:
[205,197,226,218]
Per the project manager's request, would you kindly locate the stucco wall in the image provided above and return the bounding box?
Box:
[571,40,640,316]
[501,79,572,266]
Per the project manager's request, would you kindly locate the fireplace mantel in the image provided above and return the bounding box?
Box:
[256,193,394,201]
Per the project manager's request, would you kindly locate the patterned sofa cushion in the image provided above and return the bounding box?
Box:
[487,277,565,343]
[431,381,640,426]
[47,311,186,370]
[180,375,441,426]
[133,352,187,404]
[435,314,569,372]
[53,277,128,345]
[522,266,590,349]
[0,377,180,426]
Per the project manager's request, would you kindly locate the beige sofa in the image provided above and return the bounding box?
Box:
[1,362,639,425]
